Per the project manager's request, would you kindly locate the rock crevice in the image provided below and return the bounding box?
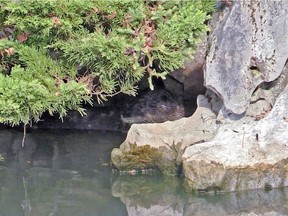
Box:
[111,0,288,192]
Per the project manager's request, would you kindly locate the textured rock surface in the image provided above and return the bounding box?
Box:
[182,86,288,192]
[179,0,288,192]
[111,95,218,174]
[205,0,288,114]
[111,0,288,192]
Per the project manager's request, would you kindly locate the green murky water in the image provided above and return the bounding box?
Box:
[0,129,287,216]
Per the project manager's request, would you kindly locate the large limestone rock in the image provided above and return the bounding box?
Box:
[180,0,288,192]
[111,95,218,175]
[205,0,288,114]
[182,85,288,192]
[111,0,288,192]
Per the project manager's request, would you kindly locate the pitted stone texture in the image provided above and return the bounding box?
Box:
[205,0,288,114]
[182,86,288,192]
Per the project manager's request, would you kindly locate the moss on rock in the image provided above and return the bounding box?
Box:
[111,143,179,175]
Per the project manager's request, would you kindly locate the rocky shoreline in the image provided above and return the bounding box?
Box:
[111,0,288,192]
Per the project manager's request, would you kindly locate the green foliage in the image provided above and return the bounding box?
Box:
[0,40,91,125]
[0,0,214,126]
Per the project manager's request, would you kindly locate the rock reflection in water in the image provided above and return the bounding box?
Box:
[112,175,185,216]
[112,174,288,216]
[0,129,287,216]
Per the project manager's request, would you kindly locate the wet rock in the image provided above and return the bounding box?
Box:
[205,0,288,114]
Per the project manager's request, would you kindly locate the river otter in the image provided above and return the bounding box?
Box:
[121,89,185,124]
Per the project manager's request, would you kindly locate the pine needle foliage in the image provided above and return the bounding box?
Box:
[0,0,214,126]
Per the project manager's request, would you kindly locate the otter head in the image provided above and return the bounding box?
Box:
[121,89,185,124]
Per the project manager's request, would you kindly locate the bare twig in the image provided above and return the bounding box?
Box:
[21,123,27,148]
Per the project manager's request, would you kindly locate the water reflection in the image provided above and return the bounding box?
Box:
[0,129,128,216]
[0,129,287,216]
[112,175,185,216]
[112,175,288,216]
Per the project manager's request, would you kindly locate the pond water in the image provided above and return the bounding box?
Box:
[0,129,287,216]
